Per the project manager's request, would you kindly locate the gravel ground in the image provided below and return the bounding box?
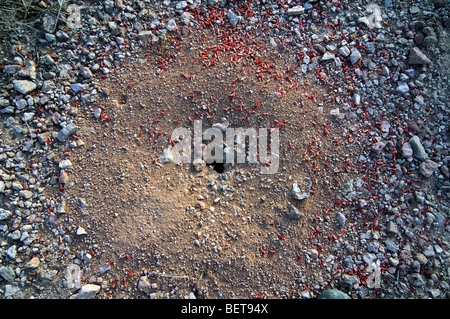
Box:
[0,0,449,299]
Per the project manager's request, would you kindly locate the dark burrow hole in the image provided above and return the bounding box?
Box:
[210,161,225,173]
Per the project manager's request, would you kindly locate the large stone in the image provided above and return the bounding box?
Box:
[409,135,428,160]
[0,208,12,221]
[292,178,312,200]
[13,80,37,95]
[420,159,439,177]
[317,289,351,299]
[26,256,41,269]
[408,47,432,65]
[56,123,78,142]
[285,202,304,220]
[401,142,413,158]
[0,266,16,283]
[286,5,305,15]
[77,284,101,299]
[349,48,361,65]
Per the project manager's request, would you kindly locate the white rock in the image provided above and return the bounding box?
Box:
[77,284,101,299]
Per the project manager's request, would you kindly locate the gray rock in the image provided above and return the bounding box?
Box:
[3,65,21,74]
[339,274,359,289]
[56,30,70,42]
[385,238,399,253]
[4,284,22,298]
[26,256,41,269]
[317,289,351,299]
[286,202,304,220]
[18,60,36,80]
[0,208,12,221]
[363,253,377,265]
[286,5,305,15]
[180,12,193,25]
[59,159,73,169]
[76,226,87,236]
[420,159,438,177]
[13,80,37,95]
[409,135,428,160]
[98,262,111,274]
[336,212,346,227]
[0,266,16,283]
[396,82,410,94]
[56,123,78,142]
[19,190,33,199]
[407,273,425,287]
[349,48,361,64]
[70,83,86,93]
[321,51,335,62]
[371,141,386,153]
[166,18,177,31]
[339,46,351,57]
[292,178,312,200]
[6,245,17,260]
[423,246,435,257]
[79,67,93,79]
[227,9,241,27]
[401,142,413,158]
[77,284,101,299]
[386,220,399,234]
[137,30,153,42]
[137,276,154,295]
[42,54,55,65]
[41,80,56,93]
[408,47,431,65]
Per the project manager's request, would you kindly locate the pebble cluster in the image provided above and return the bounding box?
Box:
[0,0,448,299]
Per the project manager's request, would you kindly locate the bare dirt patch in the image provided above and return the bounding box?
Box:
[55,21,369,298]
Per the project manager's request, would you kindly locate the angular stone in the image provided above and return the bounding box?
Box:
[56,123,78,142]
[19,190,33,199]
[349,48,361,64]
[13,80,37,95]
[59,159,73,169]
[159,147,173,163]
[408,47,431,65]
[77,284,101,299]
[321,51,335,61]
[339,46,351,57]
[0,266,16,283]
[0,209,12,221]
[226,9,241,27]
[70,83,86,93]
[385,238,399,253]
[26,256,41,269]
[137,30,153,42]
[407,273,425,287]
[285,202,304,220]
[386,220,399,234]
[396,82,410,94]
[79,67,93,79]
[420,159,438,177]
[292,178,312,200]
